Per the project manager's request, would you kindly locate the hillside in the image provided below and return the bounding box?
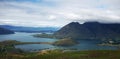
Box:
[0,27,14,34]
[54,22,120,40]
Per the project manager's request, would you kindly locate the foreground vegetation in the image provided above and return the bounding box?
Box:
[0,49,120,59]
[0,40,120,59]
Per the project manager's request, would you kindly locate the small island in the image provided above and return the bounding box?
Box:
[98,40,120,46]
[33,33,54,38]
[52,38,78,46]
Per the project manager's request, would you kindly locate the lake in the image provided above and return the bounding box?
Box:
[0,32,119,52]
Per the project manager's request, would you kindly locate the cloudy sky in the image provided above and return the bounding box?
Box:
[0,0,120,27]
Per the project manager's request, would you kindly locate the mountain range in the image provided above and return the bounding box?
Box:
[0,25,59,33]
[0,27,14,34]
[54,22,120,40]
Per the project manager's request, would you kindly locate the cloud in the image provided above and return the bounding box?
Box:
[0,0,120,27]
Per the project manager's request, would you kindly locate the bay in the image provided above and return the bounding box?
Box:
[0,32,118,52]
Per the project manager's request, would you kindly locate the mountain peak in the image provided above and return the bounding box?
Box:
[66,22,80,27]
[83,21,100,24]
[54,21,120,39]
[69,22,80,24]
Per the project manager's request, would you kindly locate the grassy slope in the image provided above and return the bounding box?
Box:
[1,50,120,59]
[0,40,120,59]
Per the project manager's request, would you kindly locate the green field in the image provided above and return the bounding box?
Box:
[0,50,120,59]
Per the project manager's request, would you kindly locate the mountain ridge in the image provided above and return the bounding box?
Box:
[54,22,120,40]
[0,27,14,34]
[0,25,60,33]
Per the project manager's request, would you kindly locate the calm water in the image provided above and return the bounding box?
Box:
[0,32,57,42]
[0,32,119,52]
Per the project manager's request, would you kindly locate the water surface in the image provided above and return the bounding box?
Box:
[0,32,57,42]
[0,32,119,52]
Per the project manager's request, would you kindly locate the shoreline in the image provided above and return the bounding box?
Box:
[14,42,52,45]
[98,43,120,46]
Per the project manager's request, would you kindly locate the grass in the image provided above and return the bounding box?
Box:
[0,50,120,59]
[0,40,120,59]
[52,38,78,46]
[0,40,51,46]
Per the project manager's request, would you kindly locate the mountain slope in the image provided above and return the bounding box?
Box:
[54,22,120,40]
[0,27,14,34]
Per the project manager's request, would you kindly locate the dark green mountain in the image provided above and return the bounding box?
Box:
[0,27,14,34]
[54,22,120,40]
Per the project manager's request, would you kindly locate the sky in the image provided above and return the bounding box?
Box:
[0,0,120,27]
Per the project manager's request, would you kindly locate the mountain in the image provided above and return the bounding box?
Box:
[0,27,14,34]
[0,25,60,33]
[54,22,120,40]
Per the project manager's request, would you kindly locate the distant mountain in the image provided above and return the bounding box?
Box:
[0,27,14,34]
[0,25,60,33]
[54,22,120,40]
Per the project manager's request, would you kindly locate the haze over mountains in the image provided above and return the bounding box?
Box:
[1,21,120,40]
[0,25,59,33]
[54,22,120,40]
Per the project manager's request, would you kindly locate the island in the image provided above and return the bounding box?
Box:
[98,40,120,46]
[33,33,79,46]
[32,33,54,38]
[52,38,78,46]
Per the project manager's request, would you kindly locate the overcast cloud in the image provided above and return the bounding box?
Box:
[0,0,120,27]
